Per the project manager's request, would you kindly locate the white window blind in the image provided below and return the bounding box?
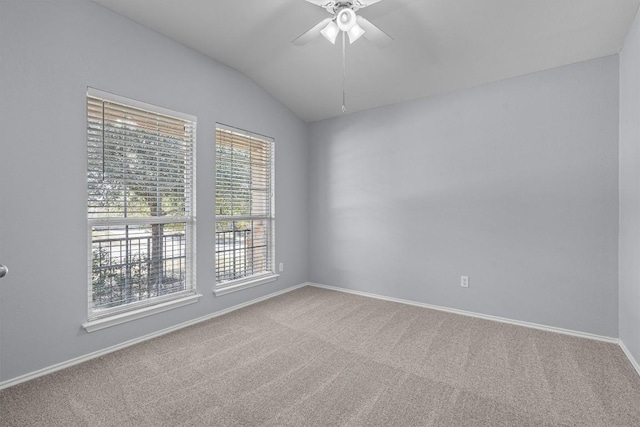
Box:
[215,124,275,288]
[87,88,196,321]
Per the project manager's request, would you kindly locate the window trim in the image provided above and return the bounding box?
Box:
[82,293,202,333]
[214,123,276,296]
[85,88,198,329]
[87,88,196,123]
[213,273,279,297]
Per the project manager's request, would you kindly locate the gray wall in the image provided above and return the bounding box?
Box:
[0,1,308,382]
[309,56,620,337]
[619,7,640,365]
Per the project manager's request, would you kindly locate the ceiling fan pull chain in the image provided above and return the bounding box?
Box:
[342,31,347,113]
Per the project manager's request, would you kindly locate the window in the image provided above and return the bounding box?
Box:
[215,124,276,295]
[85,88,198,330]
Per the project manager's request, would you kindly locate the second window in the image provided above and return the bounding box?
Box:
[215,124,275,292]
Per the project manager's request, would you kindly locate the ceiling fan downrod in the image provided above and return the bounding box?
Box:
[342,31,347,113]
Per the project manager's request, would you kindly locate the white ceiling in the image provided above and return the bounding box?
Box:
[93,0,639,122]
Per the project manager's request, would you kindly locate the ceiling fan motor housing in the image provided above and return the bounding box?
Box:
[324,1,361,14]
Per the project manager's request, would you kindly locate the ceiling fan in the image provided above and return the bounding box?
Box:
[293,0,393,48]
[293,1,393,113]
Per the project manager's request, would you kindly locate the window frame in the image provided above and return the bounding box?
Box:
[83,88,200,332]
[214,123,277,296]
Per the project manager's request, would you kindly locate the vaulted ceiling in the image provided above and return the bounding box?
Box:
[93,0,639,122]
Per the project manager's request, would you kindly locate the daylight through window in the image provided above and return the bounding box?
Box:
[215,124,275,291]
[87,89,196,321]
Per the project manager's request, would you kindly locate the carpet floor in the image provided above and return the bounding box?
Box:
[1,286,639,426]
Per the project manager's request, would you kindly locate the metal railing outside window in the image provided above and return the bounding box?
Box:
[92,232,187,309]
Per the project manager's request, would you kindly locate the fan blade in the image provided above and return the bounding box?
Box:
[292,17,333,46]
[356,16,393,48]
[304,0,333,7]
[356,0,383,7]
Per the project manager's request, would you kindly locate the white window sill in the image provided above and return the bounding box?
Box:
[214,274,279,296]
[82,294,202,333]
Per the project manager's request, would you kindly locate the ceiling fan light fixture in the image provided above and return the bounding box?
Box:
[336,7,357,31]
[347,22,365,43]
[321,20,340,44]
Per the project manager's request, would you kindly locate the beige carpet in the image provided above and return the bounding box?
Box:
[1,286,639,426]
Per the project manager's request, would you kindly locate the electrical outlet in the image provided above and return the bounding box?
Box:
[460,276,469,288]
[279,263,284,272]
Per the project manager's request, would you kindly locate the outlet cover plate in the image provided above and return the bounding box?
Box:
[461,276,469,288]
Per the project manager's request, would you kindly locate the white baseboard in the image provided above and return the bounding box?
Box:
[308,283,619,344]
[0,282,309,391]
[619,340,640,377]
